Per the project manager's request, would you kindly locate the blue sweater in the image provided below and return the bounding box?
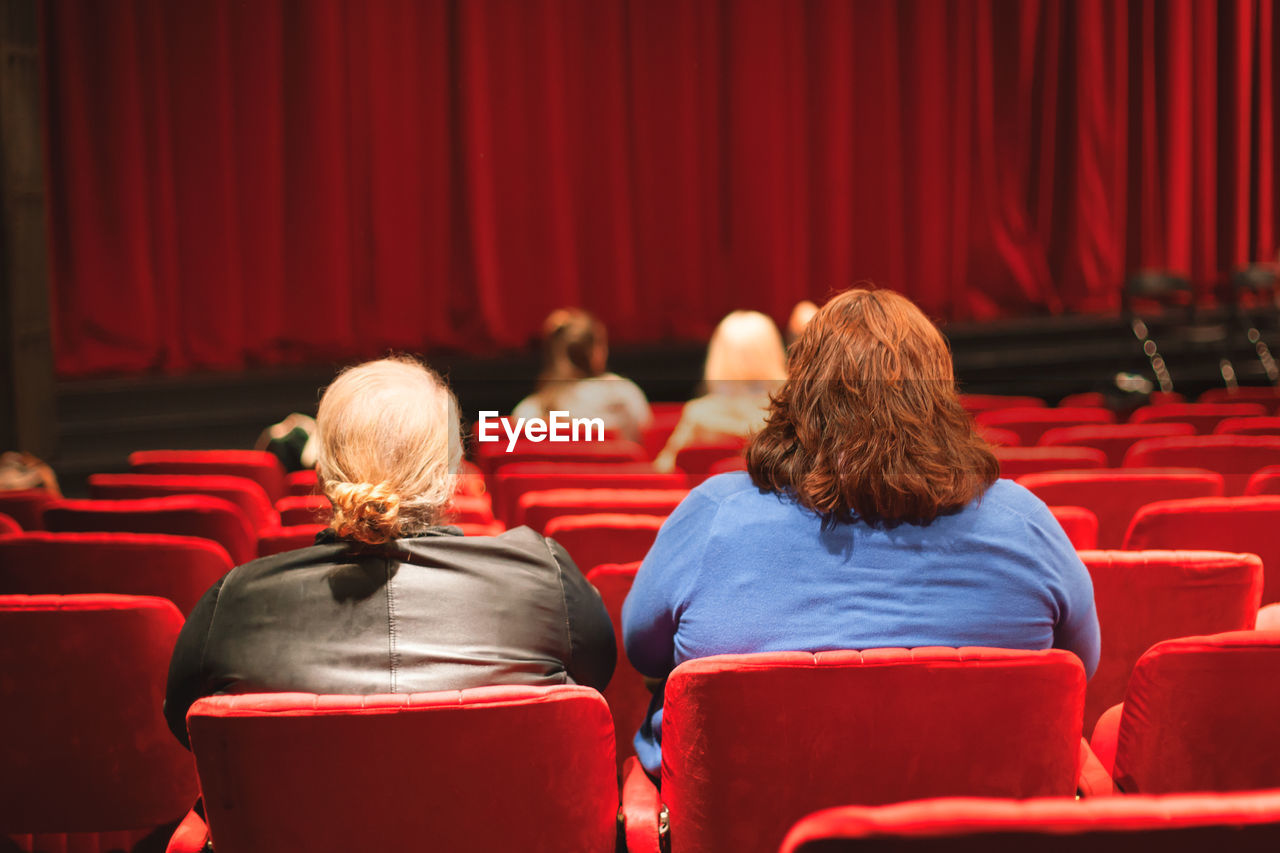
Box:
[621,472,1100,776]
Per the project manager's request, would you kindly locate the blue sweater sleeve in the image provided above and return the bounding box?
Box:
[622,488,716,678]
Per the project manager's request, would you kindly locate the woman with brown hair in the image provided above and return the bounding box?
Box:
[623,288,1098,777]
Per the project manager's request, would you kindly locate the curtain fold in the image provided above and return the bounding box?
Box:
[41,0,1280,377]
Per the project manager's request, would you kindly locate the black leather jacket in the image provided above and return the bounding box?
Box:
[164,526,615,747]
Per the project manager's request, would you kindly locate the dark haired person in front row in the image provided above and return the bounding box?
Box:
[623,287,1100,778]
[165,357,614,747]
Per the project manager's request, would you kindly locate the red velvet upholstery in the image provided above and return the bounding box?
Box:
[43,496,257,565]
[709,455,749,475]
[284,468,319,496]
[958,394,1046,413]
[0,532,233,617]
[1123,435,1280,495]
[778,790,1280,852]
[492,461,683,524]
[993,446,1106,479]
[585,562,647,774]
[517,488,689,533]
[129,450,286,503]
[447,492,494,523]
[623,648,1085,853]
[0,595,197,845]
[1122,496,1280,605]
[975,407,1114,446]
[474,437,647,476]
[274,494,331,527]
[1245,465,1280,495]
[1038,423,1196,467]
[454,520,506,536]
[977,426,1021,447]
[1076,550,1263,732]
[0,489,56,531]
[1048,506,1098,550]
[641,408,686,459]
[1200,386,1280,412]
[255,523,324,557]
[545,513,664,571]
[674,439,748,477]
[184,686,617,853]
[1215,416,1280,436]
[1129,402,1268,434]
[1093,631,1280,794]
[1017,469,1224,548]
[0,512,20,536]
[89,473,278,533]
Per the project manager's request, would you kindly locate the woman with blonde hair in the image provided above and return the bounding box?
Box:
[653,310,788,472]
[165,356,614,746]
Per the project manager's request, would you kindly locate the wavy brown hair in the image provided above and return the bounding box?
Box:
[747,288,998,527]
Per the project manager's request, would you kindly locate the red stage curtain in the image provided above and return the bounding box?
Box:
[41,0,1280,377]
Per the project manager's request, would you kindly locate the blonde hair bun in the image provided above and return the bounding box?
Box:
[327,481,403,545]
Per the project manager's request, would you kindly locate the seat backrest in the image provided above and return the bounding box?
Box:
[89,472,278,533]
[1122,496,1280,606]
[0,594,197,836]
[641,408,687,459]
[1047,506,1098,550]
[0,488,56,530]
[43,495,258,565]
[993,446,1106,479]
[517,488,689,533]
[1245,465,1280,495]
[1038,423,1195,467]
[186,686,617,853]
[1123,435,1280,495]
[778,790,1280,853]
[1200,386,1280,413]
[1113,631,1280,794]
[129,449,286,503]
[975,407,1114,446]
[1215,416,1280,436]
[0,532,233,617]
[1077,550,1263,732]
[474,437,648,476]
[661,649,1085,853]
[447,492,494,524]
[1017,469,1224,548]
[674,439,748,477]
[1129,403,1268,434]
[256,523,325,557]
[275,494,332,527]
[0,512,19,536]
[545,513,665,571]
[958,394,1046,414]
[284,468,320,496]
[491,461,682,524]
[586,562,647,774]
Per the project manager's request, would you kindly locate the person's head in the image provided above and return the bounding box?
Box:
[538,308,608,385]
[316,356,462,545]
[747,287,998,527]
[703,310,788,396]
[786,300,819,344]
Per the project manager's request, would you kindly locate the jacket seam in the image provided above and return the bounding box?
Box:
[386,557,399,692]
[545,537,574,682]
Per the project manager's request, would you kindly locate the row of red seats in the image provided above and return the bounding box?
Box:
[7,593,1276,852]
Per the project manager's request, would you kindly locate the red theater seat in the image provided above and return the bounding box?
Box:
[1123,435,1280,494]
[1049,506,1098,550]
[447,492,494,524]
[0,532,233,617]
[958,394,1046,413]
[545,513,664,571]
[993,446,1106,479]
[275,495,331,527]
[494,462,686,526]
[621,648,1086,853]
[641,408,686,459]
[976,407,1114,446]
[517,488,689,533]
[1215,416,1280,436]
[978,426,1021,446]
[256,523,324,557]
[1122,496,1280,605]
[0,512,19,536]
[1199,386,1280,413]
[586,562,648,774]
[474,437,647,477]
[1245,465,1280,495]
[709,455,749,475]
[1090,631,1280,794]
[0,489,56,531]
[284,468,319,496]
[778,790,1280,853]
[1017,469,1224,548]
[129,450,287,503]
[0,595,198,851]
[1129,402,1268,434]
[674,439,748,478]
[171,686,617,853]
[1038,423,1195,467]
[43,496,258,565]
[90,472,279,533]
[1076,550,1263,733]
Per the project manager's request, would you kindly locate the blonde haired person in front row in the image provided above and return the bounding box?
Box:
[654,310,788,473]
[164,356,614,747]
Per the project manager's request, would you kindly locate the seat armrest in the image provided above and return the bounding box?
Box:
[1089,702,1124,776]
[166,808,210,853]
[621,756,662,853]
[1076,737,1116,797]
